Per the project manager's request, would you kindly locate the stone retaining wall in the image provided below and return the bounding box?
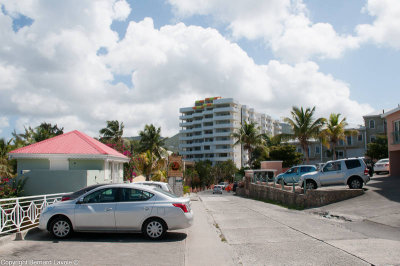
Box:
[236,183,364,209]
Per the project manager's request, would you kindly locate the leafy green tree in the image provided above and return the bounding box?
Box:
[12,123,63,146]
[320,113,357,160]
[184,167,199,188]
[283,106,325,163]
[212,160,238,183]
[132,151,166,181]
[232,121,264,166]
[250,146,269,169]
[269,145,303,168]
[99,120,124,144]
[365,135,388,161]
[194,160,213,187]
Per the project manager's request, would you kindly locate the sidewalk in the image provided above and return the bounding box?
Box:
[185,196,236,266]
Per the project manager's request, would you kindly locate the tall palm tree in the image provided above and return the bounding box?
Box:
[320,113,357,160]
[138,124,165,158]
[232,121,264,166]
[283,106,325,164]
[99,120,124,144]
[0,138,14,178]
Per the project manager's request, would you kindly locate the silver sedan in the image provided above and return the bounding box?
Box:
[39,184,193,240]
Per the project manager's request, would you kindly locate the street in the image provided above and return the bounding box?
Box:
[1,175,400,265]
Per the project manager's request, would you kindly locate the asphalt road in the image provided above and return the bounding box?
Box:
[1,176,399,266]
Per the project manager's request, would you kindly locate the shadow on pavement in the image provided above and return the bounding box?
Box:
[24,227,187,243]
[366,174,400,203]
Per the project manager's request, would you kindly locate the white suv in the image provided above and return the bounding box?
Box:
[298,158,370,190]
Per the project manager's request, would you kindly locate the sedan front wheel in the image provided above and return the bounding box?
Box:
[50,217,73,239]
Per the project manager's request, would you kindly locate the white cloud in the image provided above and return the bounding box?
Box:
[0,116,9,134]
[167,0,359,62]
[0,1,372,140]
[356,0,400,49]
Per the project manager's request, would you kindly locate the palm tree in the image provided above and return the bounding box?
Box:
[138,124,165,158]
[132,151,166,181]
[0,138,14,178]
[283,106,325,164]
[99,120,124,144]
[232,121,264,166]
[320,113,357,160]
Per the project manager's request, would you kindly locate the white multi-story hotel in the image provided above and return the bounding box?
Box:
[179,97,281,168]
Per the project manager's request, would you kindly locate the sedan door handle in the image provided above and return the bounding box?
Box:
[144,207,149,211]
[105,208,113,212]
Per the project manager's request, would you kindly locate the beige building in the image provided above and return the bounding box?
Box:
[382,106,400,176]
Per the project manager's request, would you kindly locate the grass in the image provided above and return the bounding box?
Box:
[255,197,305,210]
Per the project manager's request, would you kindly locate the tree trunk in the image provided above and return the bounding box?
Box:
[302,142,309,164]
[332,142,337,160]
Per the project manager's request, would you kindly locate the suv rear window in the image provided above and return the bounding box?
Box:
[345,159,362,169]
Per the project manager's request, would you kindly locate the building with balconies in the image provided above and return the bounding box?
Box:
[382,106,400,176]
[179,97,277,168]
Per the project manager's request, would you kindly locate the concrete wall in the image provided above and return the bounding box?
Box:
[17,159,49,174]
[237,183,364,209]
[69,159,104,170]
[260,161,283,174]
[19,170,109,196]
[384,110,400,176]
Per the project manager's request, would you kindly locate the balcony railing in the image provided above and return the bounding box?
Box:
[0,193,68,235]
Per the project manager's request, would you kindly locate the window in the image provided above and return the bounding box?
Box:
[300,166,314,173]
[369,120,375,129]
[335,151,344,158]
[358,134,363,141]
[120,188,154,202]
[339,139,344,146]
[346,136,352,146]
[297,148,302,153]
[286,167,299,174]
[370,135,376,142]
[83,188,118,203]
[344,159,361,169]
[394,120,400,143]
[323,161,342,172]
[315,146,320,154]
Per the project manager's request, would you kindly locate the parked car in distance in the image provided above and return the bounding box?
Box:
[373,158,389,175]
[218,182,228,189]
[275,165,317,185]
[39,184,193,240]
[134,181,174,194]
[61,184,106,201]
[298,158,370,189]
[213,186,223,194]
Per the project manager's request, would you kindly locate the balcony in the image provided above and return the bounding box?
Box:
[179,114,193,120]
[214,123,235,129]
[214,107,236,113]
[214,115,235,121]
[214,139,235,145]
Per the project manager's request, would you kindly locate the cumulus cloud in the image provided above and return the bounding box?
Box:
[0,1,372,140]
[0,116,9,134]
[356,0,400,49]
[168,0,359,62]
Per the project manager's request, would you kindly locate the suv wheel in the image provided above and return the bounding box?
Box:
[305,180,317,190]
[348,177,363,189]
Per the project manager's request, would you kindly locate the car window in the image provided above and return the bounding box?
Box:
[82,188,118,203]
[286,167,298,174]
[300,167,314,173]
[323,162,342,172]
[344,159,362,169]
[153,187,179,198]
[120,188,154,202]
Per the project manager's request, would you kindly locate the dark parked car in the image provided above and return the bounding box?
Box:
[61,184,106,201]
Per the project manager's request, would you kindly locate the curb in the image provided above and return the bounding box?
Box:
[0,228,41,246]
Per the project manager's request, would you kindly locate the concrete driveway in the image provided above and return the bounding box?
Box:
[310,174,400,228]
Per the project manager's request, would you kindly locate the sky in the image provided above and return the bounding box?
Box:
[0,0,399,140]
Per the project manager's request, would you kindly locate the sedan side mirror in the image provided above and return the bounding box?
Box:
[76,198,84,204]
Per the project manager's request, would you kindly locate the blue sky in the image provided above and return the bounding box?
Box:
[0,0,399,139]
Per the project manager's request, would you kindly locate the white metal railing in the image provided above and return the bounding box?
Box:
[0,193,69,235]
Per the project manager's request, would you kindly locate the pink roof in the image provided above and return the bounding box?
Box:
[9,130,128,159]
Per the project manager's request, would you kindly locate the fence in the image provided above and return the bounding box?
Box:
[0,193,68,235]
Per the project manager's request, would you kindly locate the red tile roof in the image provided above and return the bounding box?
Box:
[9,130,128,159]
